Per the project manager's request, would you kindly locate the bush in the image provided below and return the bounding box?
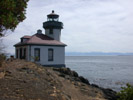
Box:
[117,83,133,100]
[0,54,6,67]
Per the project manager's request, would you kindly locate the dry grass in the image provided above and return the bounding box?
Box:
[0,72,5,79]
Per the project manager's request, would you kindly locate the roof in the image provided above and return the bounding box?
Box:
[48,13,59,16]
[21,35,31,39]
[14,34,66,47]
[47,10,59,18]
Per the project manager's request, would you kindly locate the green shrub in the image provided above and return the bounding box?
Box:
[117,83,133,100]
[31,56,39,62]
[0,54,6,67]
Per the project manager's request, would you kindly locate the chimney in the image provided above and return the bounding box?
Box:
[37,29,42,34]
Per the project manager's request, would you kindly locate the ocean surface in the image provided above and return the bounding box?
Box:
[65,56,133,91]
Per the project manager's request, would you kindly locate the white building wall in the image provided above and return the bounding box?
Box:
[29,45,65,66]
[45,29,61,41]
[45,29,52,38]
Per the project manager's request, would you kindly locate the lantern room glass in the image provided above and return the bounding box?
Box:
[47,18,59,21]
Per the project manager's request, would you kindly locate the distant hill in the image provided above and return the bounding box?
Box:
[66,52,133,56]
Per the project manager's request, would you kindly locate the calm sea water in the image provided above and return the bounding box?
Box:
[65,56,133,91]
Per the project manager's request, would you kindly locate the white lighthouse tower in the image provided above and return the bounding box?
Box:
[43,10,63,41]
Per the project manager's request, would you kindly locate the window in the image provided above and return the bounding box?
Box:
[48,49,54,61]
[34,48,40,61]
[49,28,53,34]
[16,49,18,58]
[23,48,26,59]
[20,48,22,59]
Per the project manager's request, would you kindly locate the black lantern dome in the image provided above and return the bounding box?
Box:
[43,10,63,29]
[47,10,59,21]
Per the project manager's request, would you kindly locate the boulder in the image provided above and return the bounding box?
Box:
[79,76,90,85]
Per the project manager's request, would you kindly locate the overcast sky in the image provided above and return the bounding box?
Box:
[3,0,133,54]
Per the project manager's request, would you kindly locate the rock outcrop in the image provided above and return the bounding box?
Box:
[53,67,118,100]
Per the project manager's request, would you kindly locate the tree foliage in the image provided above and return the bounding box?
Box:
[0,0,29,37]
[117,83,133,100]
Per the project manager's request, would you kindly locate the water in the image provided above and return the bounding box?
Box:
[65,56,133,91]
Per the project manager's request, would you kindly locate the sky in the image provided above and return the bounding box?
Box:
[2,0,133,54]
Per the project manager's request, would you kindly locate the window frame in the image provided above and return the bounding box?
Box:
[20,48,22,59]
[23,48,26,59]
[48,48,54,61]
[34,48,40,61]
[16,49,18,58]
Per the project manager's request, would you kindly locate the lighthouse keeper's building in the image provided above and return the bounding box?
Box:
[14,11,67,67]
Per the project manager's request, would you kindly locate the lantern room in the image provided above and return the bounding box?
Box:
[47,10,59,21]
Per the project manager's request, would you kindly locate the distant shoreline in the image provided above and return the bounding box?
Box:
[65,52,133,56]
[65,55,133,56]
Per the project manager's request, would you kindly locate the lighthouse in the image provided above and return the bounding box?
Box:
[14,10,66,67]
[43,10,63,41]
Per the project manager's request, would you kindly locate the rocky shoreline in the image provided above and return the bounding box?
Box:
[0,59,119,100]
[53,67,118,100]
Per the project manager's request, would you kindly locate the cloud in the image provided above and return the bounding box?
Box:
[3,0,133,54]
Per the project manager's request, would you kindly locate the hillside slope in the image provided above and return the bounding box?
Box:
[0,59,117,100]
